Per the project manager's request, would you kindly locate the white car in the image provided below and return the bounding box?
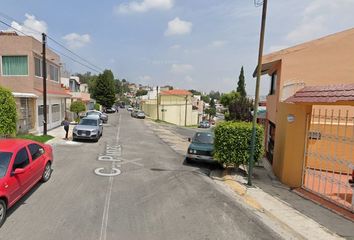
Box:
[127,106,134,111]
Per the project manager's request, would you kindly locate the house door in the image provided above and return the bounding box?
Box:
[302,106,354,212]
[18,98,33,134]
[266,121,276,164]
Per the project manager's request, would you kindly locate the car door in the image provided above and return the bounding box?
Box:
[10,147,32,197]
[99,119,103,134]
[28,143,45,182]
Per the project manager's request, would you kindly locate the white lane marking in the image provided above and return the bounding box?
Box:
[99,114,121,240]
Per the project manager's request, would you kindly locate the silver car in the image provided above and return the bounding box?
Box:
[86,110,108,123]
[73,115,103,141]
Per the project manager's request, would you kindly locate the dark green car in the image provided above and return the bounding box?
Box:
[186,131,215,163]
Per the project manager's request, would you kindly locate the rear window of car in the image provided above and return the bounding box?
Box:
[79,119,98,126]
[0,152,12,178]
[193,133,214,144]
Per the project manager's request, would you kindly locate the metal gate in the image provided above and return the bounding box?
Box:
[302,106,354,212]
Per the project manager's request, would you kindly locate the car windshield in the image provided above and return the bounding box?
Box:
[193,132,214,144]
[0,152,12,178]
[79,119,98,126]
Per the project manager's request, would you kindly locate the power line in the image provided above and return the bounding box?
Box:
[48,45,101,73]
[0,12,103,72]
[47,35,103,72]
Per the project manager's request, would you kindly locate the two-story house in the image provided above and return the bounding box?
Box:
[0,31,70,133]
[256,28,354,212]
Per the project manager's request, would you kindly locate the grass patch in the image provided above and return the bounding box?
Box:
[17,134,54,143]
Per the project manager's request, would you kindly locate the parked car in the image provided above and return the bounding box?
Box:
[0,139,53,227]
[198,121,210,128]
[127,106,134,112]
[73,115,103,142]
[136,111,145,119]
[105,107,116,114]
[86,110,108,123]
[186,132,215,163]
[131,109,139,118]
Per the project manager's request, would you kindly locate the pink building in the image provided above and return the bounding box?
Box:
[0,31,70,133]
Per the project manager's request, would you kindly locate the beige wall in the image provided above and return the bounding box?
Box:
[142,95,198,126]
[272,103,313,187]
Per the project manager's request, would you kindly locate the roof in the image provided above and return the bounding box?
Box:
[160,89,192,96]
[285,84,354,103]
[0,139,33,152]
[254,27,354,77]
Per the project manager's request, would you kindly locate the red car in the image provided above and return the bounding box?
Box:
[0,139,53,227]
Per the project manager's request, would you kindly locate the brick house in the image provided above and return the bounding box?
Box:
[0,31,71,133]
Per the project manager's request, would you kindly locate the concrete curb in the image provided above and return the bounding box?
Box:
[212,169,344,240]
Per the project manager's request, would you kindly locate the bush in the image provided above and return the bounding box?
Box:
[0,86,17,137]
[214,121,264,167]
[94,103,100,111]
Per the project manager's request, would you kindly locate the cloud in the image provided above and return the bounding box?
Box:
[185,75,193,82]
[171,64,194,74]
[210,40,227,47]
[9,13,47,41]
[286,0,354,43]
[170,44,181,49]
[268,45,289,53]
[115,0,173,14]
[138,75,152,82]
[62,33,91,49]
[165,17,192,36]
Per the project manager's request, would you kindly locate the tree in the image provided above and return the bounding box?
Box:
[92,70,116,108]
[70,101,86,122]
[205,98,217,120]
[201,95,210,103]
[0,86,17,136]
[209,91,221,100]
[189,89,201,95]
[228,97,253,122]
[136,89,148,97]
[237,66,247,97]
[220,91,239,107]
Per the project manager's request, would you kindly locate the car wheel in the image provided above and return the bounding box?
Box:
[185,157,192,163]
[41,162,52,182]
[0,199,7,227]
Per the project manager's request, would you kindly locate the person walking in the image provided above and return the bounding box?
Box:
[61,118,70,140]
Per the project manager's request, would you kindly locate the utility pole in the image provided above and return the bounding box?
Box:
[156,86,159,121]
[248,0,268,186]
[42,33,48,135]
[184,95,188,126]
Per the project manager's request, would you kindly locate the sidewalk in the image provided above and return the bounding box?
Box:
[45,124,80,146]
[211,163,354,240]
[146,119,354,240]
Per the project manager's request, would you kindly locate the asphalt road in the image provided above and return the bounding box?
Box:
[0,111,281,240]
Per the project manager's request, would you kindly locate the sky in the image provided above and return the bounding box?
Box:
[1,0,354,96]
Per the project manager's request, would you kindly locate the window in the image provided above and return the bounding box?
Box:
[2,56,28,76]
[49,64,59,82]
[34,57,42,77]
[0,152,12,178]
[52,104,60,122]
[28,144,44,161]
[269,71,277,95]
[13,147,30,170]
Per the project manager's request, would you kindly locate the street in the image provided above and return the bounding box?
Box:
[0,111,280,240]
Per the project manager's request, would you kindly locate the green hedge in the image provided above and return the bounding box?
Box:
[214,121,264,167]
[0,86,17,137]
